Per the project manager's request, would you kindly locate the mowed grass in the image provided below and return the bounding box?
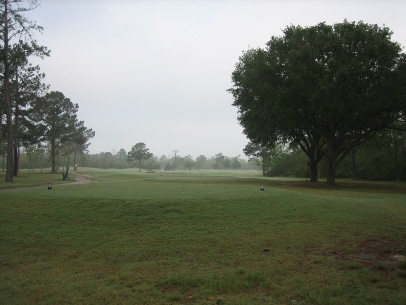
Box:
[0,170,72,190]
[0,169,405,305]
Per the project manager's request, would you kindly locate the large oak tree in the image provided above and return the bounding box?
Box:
[230,21,406,184]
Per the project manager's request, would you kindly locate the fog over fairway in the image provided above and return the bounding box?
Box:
[29,0,406,158]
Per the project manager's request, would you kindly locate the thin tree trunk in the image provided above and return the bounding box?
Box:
[73,151,78,171]
[57,149,60,171]
[0,103,2,147]
[393,131,400,181]
[13,99,20,177]
[66,154,70,172]
[4,1,14,182]
[51,138,57,172]
[13,146,19,176]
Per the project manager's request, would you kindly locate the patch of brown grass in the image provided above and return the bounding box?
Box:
[268,180,406,194]
[329,235,406,273]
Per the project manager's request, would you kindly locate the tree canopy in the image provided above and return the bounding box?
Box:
[1,0,48,182]
[32,91,80,172]
[230,20,406,184]
[243,141,275,177]
[127,142,153,172]
[1,1,94,178]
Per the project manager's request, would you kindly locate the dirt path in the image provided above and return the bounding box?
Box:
[66,173,94,185]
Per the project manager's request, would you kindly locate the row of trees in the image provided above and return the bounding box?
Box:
[13,141,257,172]
[76,144,256,171]
[230,21,406,184]
[14,128,405,181]
[1,0,94,182]
[15,151,255,172]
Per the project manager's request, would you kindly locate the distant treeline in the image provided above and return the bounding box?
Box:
[12,128,406,181]
[13,149,258,172]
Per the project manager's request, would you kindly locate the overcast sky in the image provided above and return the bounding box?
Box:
[27,0,406,159]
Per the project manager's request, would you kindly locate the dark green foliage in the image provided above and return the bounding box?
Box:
[269,148,309,178]
[243,141,274,176]
[31,91,79,172]
[230,21,406,184]
[338,130,406,181]
[182,155,195,171]
[127,142,153,171]
[0,0,48,182]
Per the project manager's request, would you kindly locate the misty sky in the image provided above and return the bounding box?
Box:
[27,0,406,159]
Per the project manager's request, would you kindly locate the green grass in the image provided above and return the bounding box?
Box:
[1,168,405,304]
[0,169,75,190]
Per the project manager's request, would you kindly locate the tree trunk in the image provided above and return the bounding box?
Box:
[308,160,318,182]
[4,1,14,183]
[51,138,57,172]
[13,100,20,177]
[296,137,322,182]
[13,146,19,176]
[73,151,78,171]
[66,154,70,172]
[325,140,339,185]
[326,159,337,184]
[393,131,400,181]
[5,72,14,182]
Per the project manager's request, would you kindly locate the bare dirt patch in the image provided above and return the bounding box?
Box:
[329,236,406,273]
[67,173,94,185]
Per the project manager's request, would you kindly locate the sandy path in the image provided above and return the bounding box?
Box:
[67,173,94,185]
